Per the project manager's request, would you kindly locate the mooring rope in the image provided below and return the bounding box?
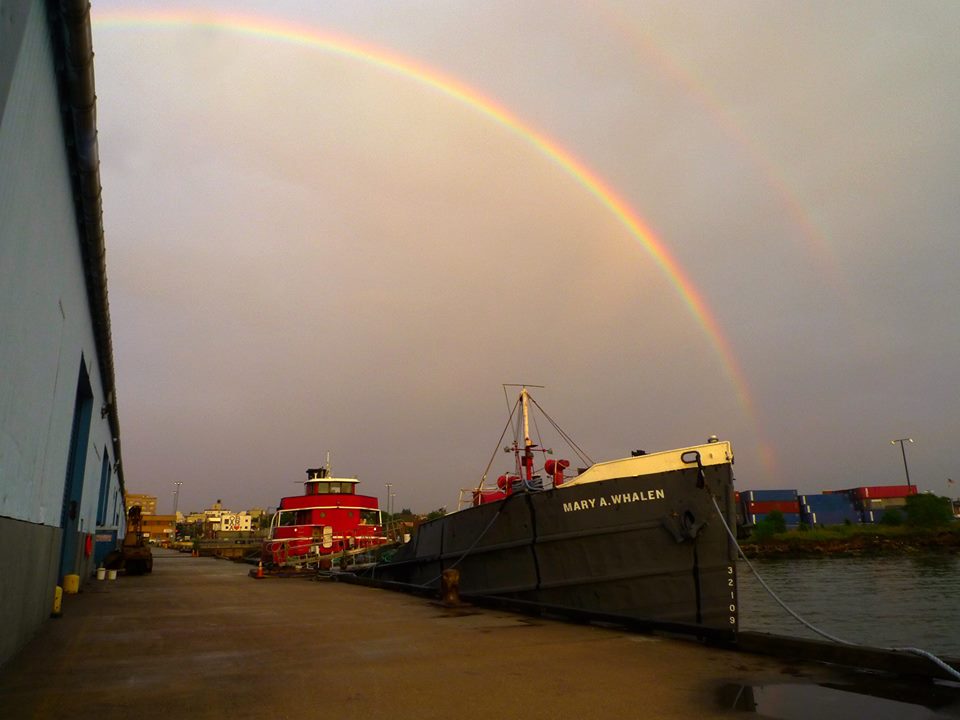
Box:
[419,498,511,588]
[710,495,960,682]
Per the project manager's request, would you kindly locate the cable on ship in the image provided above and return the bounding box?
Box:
[418,495,516,587]
[709,494,960,682]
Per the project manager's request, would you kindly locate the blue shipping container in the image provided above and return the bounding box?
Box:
[800,494,856,509]
[802,510,858,526]
[861,509,903,523]
[748,512,801,526]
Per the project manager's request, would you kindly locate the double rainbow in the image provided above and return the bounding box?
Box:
[92,7,773,473]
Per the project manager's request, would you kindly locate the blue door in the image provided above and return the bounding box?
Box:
[59,358,93,581]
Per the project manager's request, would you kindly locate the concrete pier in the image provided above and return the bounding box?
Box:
[0,549,831,719]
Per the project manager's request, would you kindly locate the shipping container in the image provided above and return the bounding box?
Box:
[748,512,801,527]
[864,497,908,509]
[800,493,857,509]
[746,500,802,514]
[860,509,905,523]
[801,510,859,526]
[853,485,918,499]
[743,489,799,502]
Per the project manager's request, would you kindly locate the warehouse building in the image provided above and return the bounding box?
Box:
[0,0,126,666]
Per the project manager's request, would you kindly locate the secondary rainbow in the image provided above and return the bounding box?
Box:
[594,1,844,291]
[92,6,773,473]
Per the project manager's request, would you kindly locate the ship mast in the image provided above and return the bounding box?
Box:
[501,384,545,484]
[521,387,532,450]
[521,386,534,481]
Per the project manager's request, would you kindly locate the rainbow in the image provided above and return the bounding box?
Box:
[91,6,775,474]
[594,2,843,289]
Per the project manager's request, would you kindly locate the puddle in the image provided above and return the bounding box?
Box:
[718,680,960,719]
[432,612,537,629]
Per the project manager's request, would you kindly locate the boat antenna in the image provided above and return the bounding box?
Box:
[325,451,331,475]
[502,383,544,414]
[522,387,532,450]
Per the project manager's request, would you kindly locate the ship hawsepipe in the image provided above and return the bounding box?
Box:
[369,441,739,636]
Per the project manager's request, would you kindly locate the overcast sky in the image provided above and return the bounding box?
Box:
[89,1,959,515]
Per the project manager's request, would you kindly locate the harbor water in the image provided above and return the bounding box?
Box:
[737,554,960,657]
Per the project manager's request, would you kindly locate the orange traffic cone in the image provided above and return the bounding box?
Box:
[256,561,264,578]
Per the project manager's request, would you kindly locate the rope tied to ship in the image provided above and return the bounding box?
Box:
[708,494,960,682]
[419,494,518,588]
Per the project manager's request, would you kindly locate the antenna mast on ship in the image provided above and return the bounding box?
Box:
[504,384,544,482]
[521,387,535,481]
[521,387,532,450]
[470,384,591,504]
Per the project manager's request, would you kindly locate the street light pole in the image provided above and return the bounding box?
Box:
[173,481,183,515]
[385,483,393,518]
[890,438,914,488]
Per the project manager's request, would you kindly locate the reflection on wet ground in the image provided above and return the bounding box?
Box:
[718,676,960,719]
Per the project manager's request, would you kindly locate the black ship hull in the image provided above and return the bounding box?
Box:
[371,459,739,635]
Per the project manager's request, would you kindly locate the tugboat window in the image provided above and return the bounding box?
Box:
[278,512,297,527]
[329,482,341,494]
[315,482,330,494]
[360,510,379,525]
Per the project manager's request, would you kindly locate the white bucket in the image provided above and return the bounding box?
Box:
[96,567,106,581]
[107,569,117,581]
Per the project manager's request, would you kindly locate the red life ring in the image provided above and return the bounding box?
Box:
[84,534,93,557]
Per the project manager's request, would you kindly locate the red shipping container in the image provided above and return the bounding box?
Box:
[855,485,918,499]
[746,500,801,514]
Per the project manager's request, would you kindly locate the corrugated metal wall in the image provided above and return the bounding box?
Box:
[0,0,124,667]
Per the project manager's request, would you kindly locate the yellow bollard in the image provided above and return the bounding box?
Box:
[440,569,461,607]
[63,574,80,594]
[51,586,63,618]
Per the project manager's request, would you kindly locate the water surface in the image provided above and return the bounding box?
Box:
[737,554,960,656]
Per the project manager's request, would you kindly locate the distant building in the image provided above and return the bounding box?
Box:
[126,493,158,516]
[141,514,177,542]
[180,506,262,536]
[0,1,126,667]
[202,500,225,525]
[216,513,253,532]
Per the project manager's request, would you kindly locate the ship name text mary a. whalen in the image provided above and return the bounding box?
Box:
[562,489,666,513]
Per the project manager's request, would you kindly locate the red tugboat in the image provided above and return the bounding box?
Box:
[263,462,389,567]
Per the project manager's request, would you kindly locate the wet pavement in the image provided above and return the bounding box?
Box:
[1,549,957,719]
